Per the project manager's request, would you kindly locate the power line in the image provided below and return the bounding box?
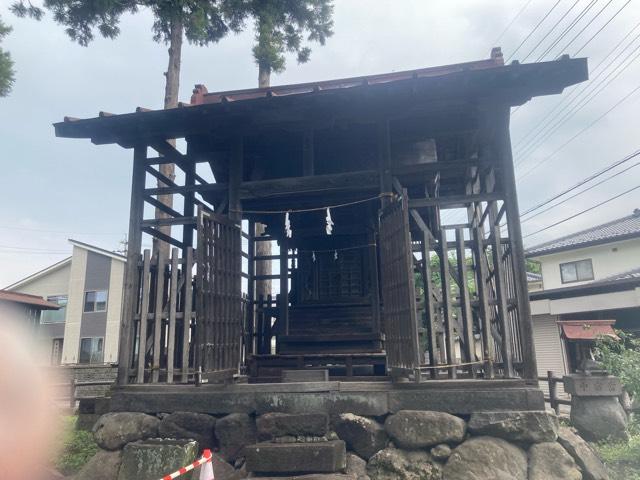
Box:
[506,0,563,63]
[515,41,640,164]
[573,0,632,56]
[520,148,640,216]
[521,0,582,63]
[522,160,640,223]
[517,83,640,181]
[493,0,536,45]
[523,183,640,238]
[534,0,600,61]
[552,0,616,59]
[0,224,123,235]
[513,21,640,151]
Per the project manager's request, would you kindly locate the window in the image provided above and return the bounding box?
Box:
[560,259,594,284]
[84,290,107,312]
[79,337,104,364]
[41,295,68,323]
[51,338,63,365]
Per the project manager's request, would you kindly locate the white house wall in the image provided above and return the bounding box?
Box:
[104,259,124,363]
[61,246,88,364]
[531,288,640,316]
[536,238,640,290]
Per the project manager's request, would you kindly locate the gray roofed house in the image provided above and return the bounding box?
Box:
[525,208,640,257]
[525,210,640,395]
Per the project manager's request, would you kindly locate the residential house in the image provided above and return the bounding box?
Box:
[6,239,126,366]
[0,290,60,329]
[525,210,640,385]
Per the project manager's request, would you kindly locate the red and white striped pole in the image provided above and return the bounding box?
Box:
[160,449,213,480]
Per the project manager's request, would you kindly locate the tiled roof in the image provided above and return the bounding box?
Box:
[0,290,60,310]
[527,272,542,282]
[596,266,640,284]
[525,210,640,257]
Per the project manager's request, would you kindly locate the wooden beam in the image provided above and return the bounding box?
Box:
[117,144,147,386]
[141,226,185,250]
[141,217,197,227]
[144,195,181,218]
[409,192,502,209]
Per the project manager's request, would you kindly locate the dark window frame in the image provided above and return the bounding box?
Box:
[83,290,108,313]
[559,259,594,284]
[41,294,68,324]
[78,337,104,364]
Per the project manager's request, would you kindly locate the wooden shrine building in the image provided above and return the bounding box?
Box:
[54,49,587,400]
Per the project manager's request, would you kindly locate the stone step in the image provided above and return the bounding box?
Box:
[245,440,347,475]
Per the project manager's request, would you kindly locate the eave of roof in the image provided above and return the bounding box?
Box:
[69,239,126,262]
[5,256,72,290]
[53,53,588,146]
[529,274,640,301]
[0,290,60,310]
[526,212,640,258]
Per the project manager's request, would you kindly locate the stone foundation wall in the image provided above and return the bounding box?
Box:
[74,408,610,480]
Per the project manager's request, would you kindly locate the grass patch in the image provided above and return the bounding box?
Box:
[596,419,640,480]
[54,416,98,476]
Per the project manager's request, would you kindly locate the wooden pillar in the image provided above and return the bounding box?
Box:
[368,229,381,334]
[438,228,456,379]
[229,136,243,223]
[247,220,256,357]
[494,106,538,381]
[420,233,438,378]
[303,129,314,176]
[455,227,475,372]
[377,120,392,207]
[280,239,289,335]
[117,144,147,385]
[182,142,196,251]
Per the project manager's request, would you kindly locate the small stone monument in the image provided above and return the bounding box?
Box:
[564,373,628,442]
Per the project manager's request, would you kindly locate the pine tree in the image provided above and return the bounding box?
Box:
[12,0,234,256]
[0,16,15,97]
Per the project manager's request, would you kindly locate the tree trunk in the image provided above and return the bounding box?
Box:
[255,62,272,298]
[153,19,183,259]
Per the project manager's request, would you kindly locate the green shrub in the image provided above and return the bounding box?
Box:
[595,330,640,399]
[54,416,98,476]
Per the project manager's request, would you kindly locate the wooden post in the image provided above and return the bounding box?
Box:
[489,201,515,378]
[420,234,439,378]
[455,228,475,374]
[117,144,147,386]
[247,220,256,357]
[303,129,314,176]
[368,230,381,334]
[182,143,196,252]
[439,228,456,379]
[377,119,392,207]
[166,248,179,383]
[181,247,194,383]
[280,239,289,335]
[151,252,166,382]
[136,250,152,383]
[229,136,243,223]
[495,106,538,381]
[548,370,560,415]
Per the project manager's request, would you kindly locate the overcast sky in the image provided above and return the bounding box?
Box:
[1,0,639,287]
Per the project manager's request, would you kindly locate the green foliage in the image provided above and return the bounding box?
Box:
[0,16,15,97]
[223,0,334,74]
[54,416,98,476]
[11,1,233,47]
[526,258,541,274]
[595,330,640,399]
